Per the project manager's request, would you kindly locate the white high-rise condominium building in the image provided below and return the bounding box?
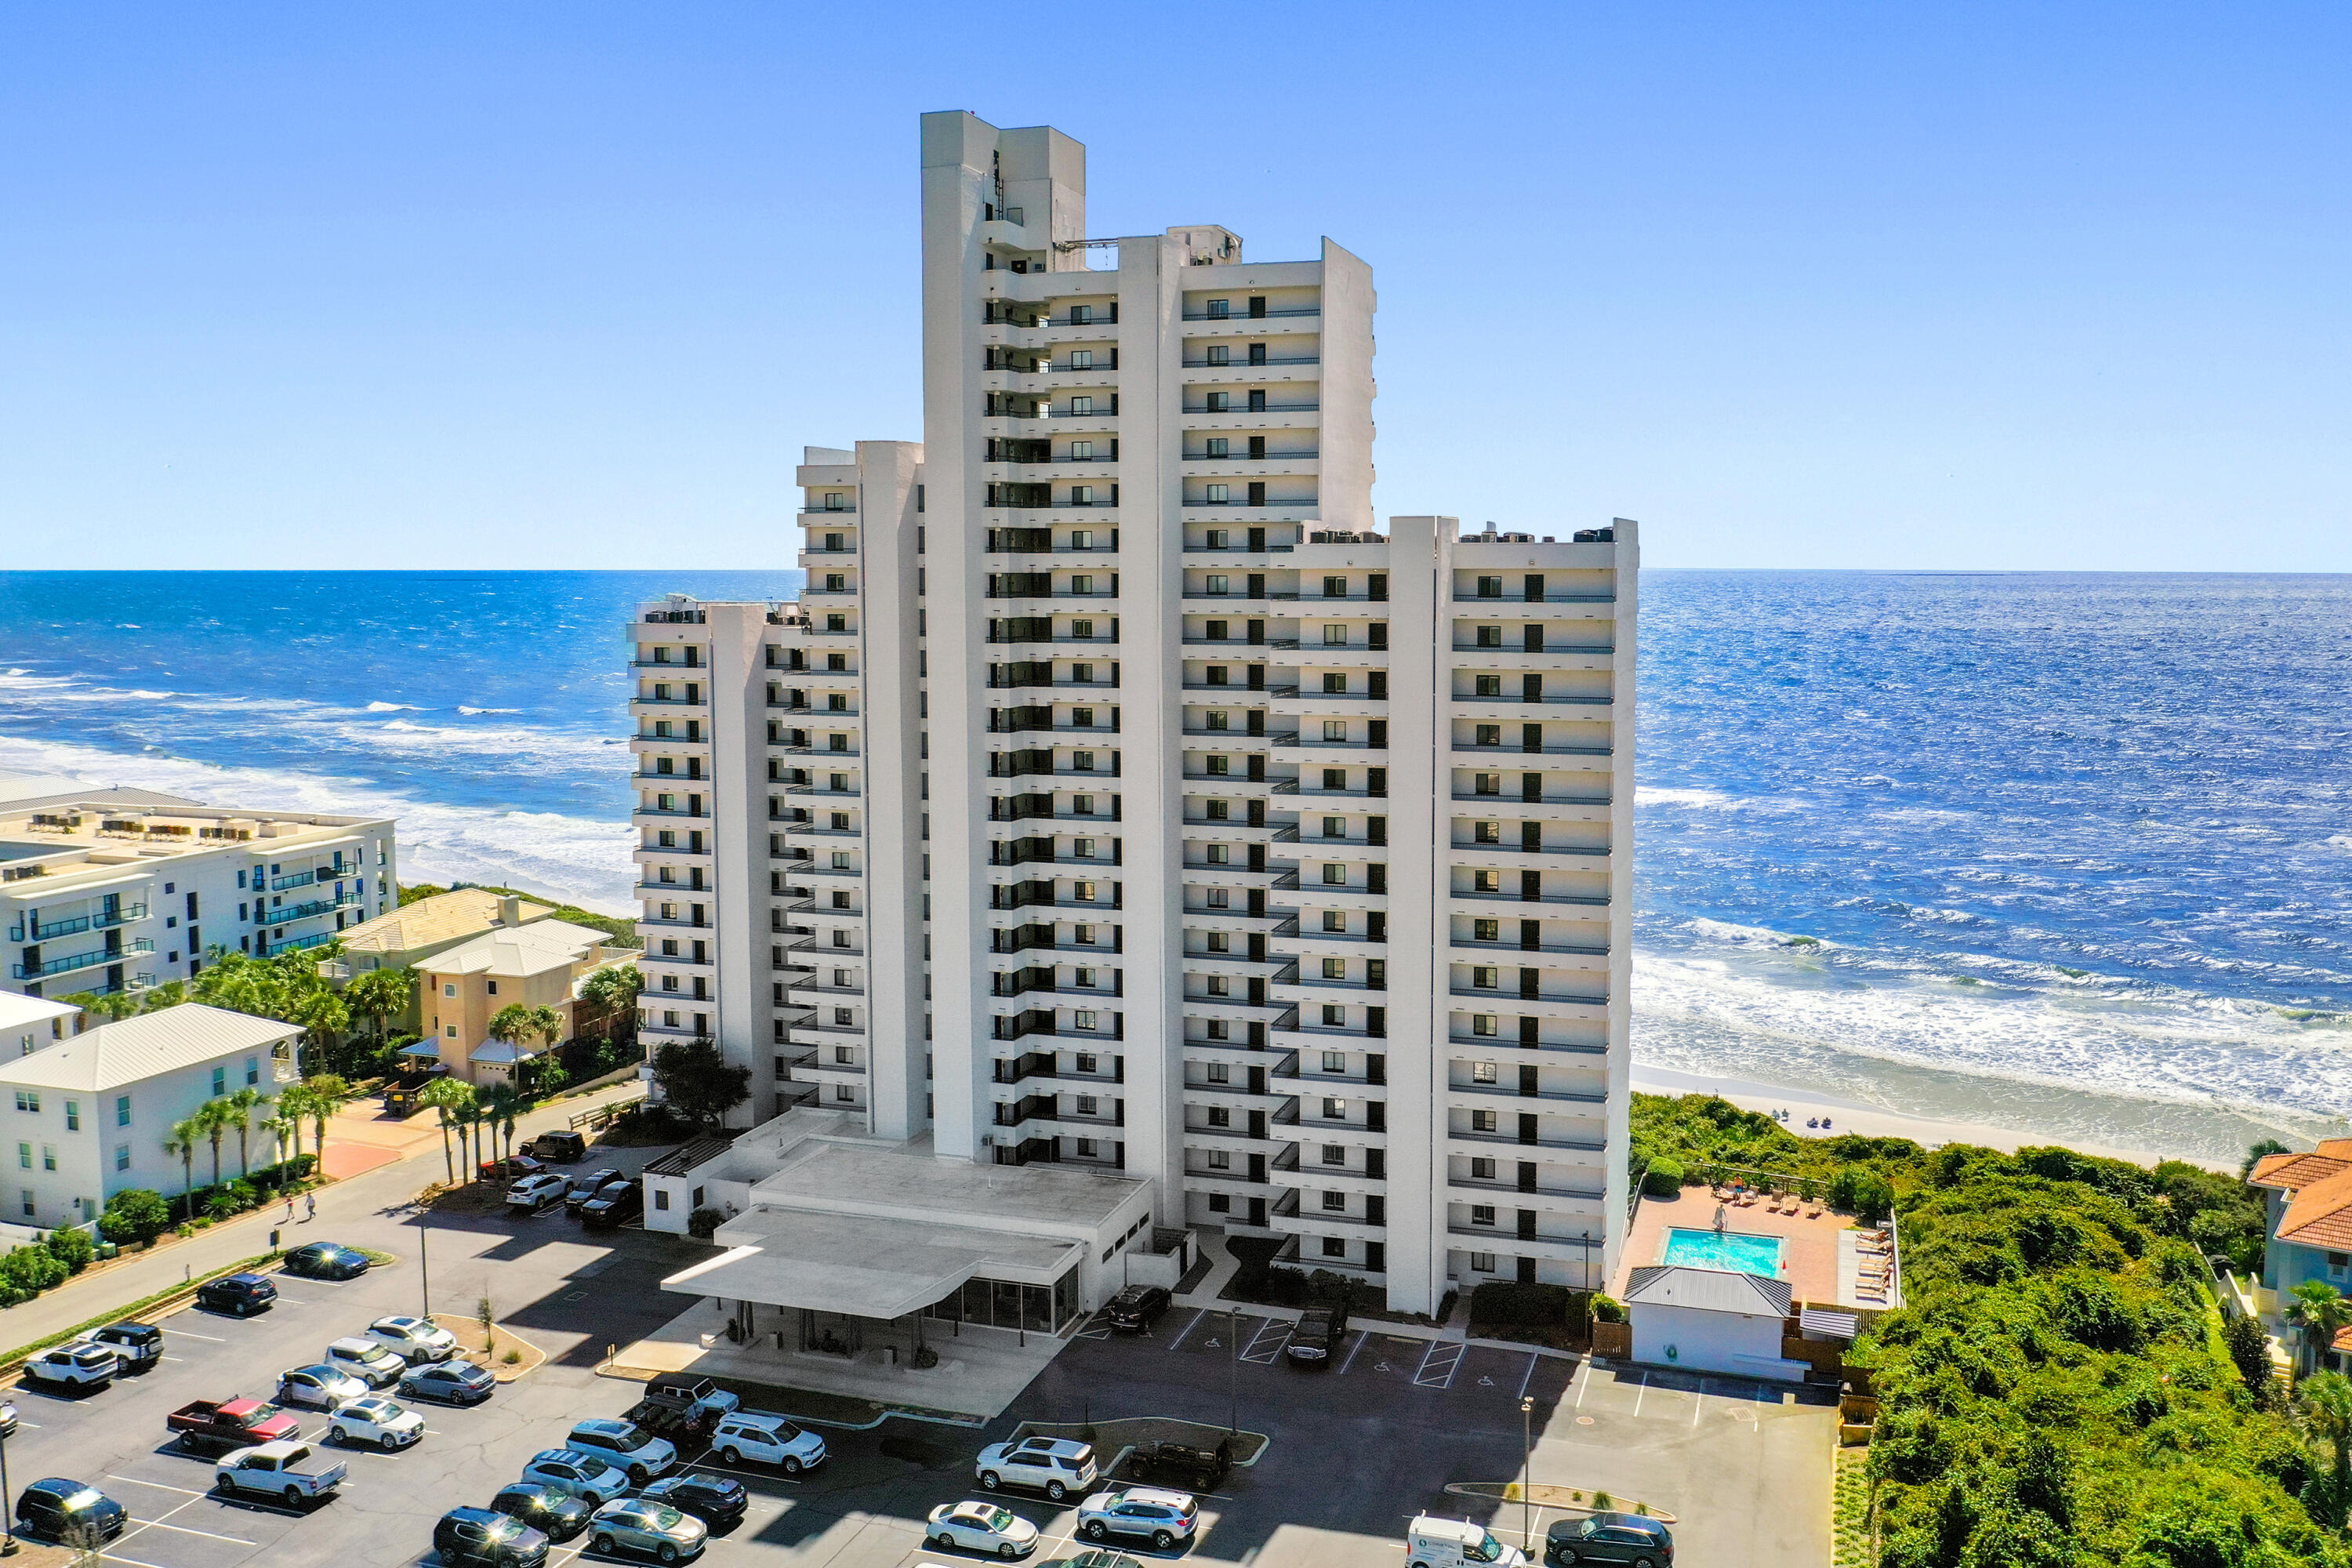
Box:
[627,111,1637,1314]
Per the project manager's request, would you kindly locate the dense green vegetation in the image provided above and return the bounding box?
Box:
[1632,1093,2337,1566]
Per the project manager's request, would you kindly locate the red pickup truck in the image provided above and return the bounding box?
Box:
[168,1399,301,1457]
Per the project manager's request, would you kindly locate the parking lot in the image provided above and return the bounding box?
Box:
[4,1163,1834,1568]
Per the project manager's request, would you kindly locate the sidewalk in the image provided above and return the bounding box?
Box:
[0,1078,644,1356]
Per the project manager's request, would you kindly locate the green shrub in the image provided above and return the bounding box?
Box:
[1589,1293,1624,1324]
[100,1188,170,1246]
[44,1225,94,1273]
[1642,1157,1686,1197]
[1471,1281,1578,1327]
[687,1206,726,1240]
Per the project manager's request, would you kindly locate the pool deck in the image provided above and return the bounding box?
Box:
[1618,1188,1889,1310]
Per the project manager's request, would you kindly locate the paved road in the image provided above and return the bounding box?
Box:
[0,1081,643,1358]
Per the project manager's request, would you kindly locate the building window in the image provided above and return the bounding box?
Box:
[1322,958,1345,980]
[245,1054,260,1086]
[1322,1237,1346,1258]
[41,1146,55,1172]
[1322,1098,1347,1120]
[1322,1190,1346,1211]
[486,980,499,996]
[834,1046,855,1064]
[14,1144,26,1170]
[1076,1095,1099,1117]
[1323,863,1348,885]
[1076,1138,1098,1157]
[116,1095,130,1127]
[1472,1157,1497,1179]
[1472,1061,1499,1084]
[1323,1051,1346,1073]
[19,1191,30,1218]
[1472,1109,1498,1133]
[1474,967,1499,989]
[446,1024,459,1038]
[115,1143,131,1173]
[1075,1011,1098,1031]
[443,982,457,997]
[833,1084,855,1102]
[1472,1204,1497,1226]
[653,1189,670,1210]
[12,1091,34,1113]
[1076,1052,1098,1073]
[1208,1193,1231,1213]
[1207,1149,1231,1170]
[1207,1107,1231,1128]
[64,1102,78,1131]
[1471,1251,1497,1272]
[1472,1014,1497,1036]
[1323,1144,1346,1165]
[1323,720,1348,742]
[1207,1062,1230,1083]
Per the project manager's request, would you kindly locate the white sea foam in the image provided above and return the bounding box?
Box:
[1635,786,1733,808]
[1632,935,2352,1122]
[0,732,637,915]
[363,701,421,713]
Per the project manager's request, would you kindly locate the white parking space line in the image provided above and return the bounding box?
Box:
[136,1519,260,1545]
[165,1328,227,1342]
[1516,1352,1539,1399]
[1166,1308,1206,1352]
[674,1459,804,1486]
[1693,1377,1708,1426]
[98,1549,177,1568]
[1414,1341,1465,1388]
[1338,1329,1370,1374]
[1240,1319,1291,1364]
[1632,1370,1649,1417]
[1575,1367,1591,1407]
[107,1475,208,1495]
[158,1355,185,1363]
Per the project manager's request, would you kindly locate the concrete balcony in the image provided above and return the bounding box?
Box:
[1443,1083,1608,1109]
[1445,1229,1602,1265]
[1447,1128,1608,1163]
[1447,1180,1606,1218]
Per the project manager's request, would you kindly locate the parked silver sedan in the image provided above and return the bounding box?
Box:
[927,1501,1041,1559]
[587,1496,707,1562]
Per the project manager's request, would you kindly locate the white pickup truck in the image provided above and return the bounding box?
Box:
[216,1440,347,1507]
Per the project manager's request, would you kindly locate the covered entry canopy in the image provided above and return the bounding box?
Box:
[661,1208,1080,1323]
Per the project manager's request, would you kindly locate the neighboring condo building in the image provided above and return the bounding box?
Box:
[627,111,1637,1313]
[0,779,397,1004]
[0,1002,303,1232]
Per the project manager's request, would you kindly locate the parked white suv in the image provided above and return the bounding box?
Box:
[22,1342,118,1392]
[324,1338,407,1388]
[365,1315,459,1363]
[975,1436,1098,1500]
[710,1411,827,1474]
[506,1174,569,1212]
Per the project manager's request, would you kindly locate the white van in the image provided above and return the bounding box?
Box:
[1407,1515,1528,1568]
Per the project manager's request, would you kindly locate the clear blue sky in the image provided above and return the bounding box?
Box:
[4,3,2345,571]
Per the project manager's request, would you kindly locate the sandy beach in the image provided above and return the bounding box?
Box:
[1631,1062,2249,1174]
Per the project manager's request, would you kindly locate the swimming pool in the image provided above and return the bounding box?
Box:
[1661,1228,1785,1276]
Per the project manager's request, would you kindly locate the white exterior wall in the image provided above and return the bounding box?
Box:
[0,1039,300,1230]
[629,114,1635,1315]
[1628,1301,1784,1376]
[5,818,396,1004]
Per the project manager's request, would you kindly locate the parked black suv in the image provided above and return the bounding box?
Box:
[435,1506,550,1566]
[1548,1512,1675,1565]
[194,1272,278,1316]
[15,1479,128,1544]
[532,1130,588,1163]
[488,1483,591,1543]
[564,1171,628,1217]
[1105,1285,1171,1333]
[1122,1439,1230,1493]
[579,1182,643,1229]
[1286,1301,1350,1364]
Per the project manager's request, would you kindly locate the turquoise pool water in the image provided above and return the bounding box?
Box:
[1662,1228,1784,1276]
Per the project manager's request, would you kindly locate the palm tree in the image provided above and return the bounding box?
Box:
[481,1082,527,1167]
[163,1119,200,1206]
[345,967,415,1050]
[578,964,643,1043]
[227,1087,270,1181]
[419,1076,471,1185]
[60,989,140,1024]
[261,1109,299,1171]
[300,1075,352,1170]
[2303,1370,2352,1526]
[273,1084,318,1176]
[2286,1281,2352,1376]
[198,1098,232,1190]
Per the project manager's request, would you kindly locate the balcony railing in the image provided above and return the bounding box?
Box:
[7,902,147,942]
[13,938,156,979]
[260,895,363,926]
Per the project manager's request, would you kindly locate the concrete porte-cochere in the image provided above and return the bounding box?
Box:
[630,1109,1185,1415]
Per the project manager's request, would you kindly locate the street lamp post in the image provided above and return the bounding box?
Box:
[417,1205,431,1318]
[2,1400,16,1557]
[1227,1305,1239,1436]
[1520,1394,1536,1552]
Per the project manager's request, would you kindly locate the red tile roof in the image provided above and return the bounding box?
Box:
[2249,1142,2352,1192]
[2278,1166,2352,1253]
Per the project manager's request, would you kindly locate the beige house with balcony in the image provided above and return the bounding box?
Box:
[322,889,557,1033]
[417,919,632,1085]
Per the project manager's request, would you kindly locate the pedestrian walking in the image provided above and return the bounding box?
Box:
[304,1192,316,1222]
[283,1196,295,1223]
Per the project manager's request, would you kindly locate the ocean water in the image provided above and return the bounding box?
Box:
[1,569,2346,1160]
